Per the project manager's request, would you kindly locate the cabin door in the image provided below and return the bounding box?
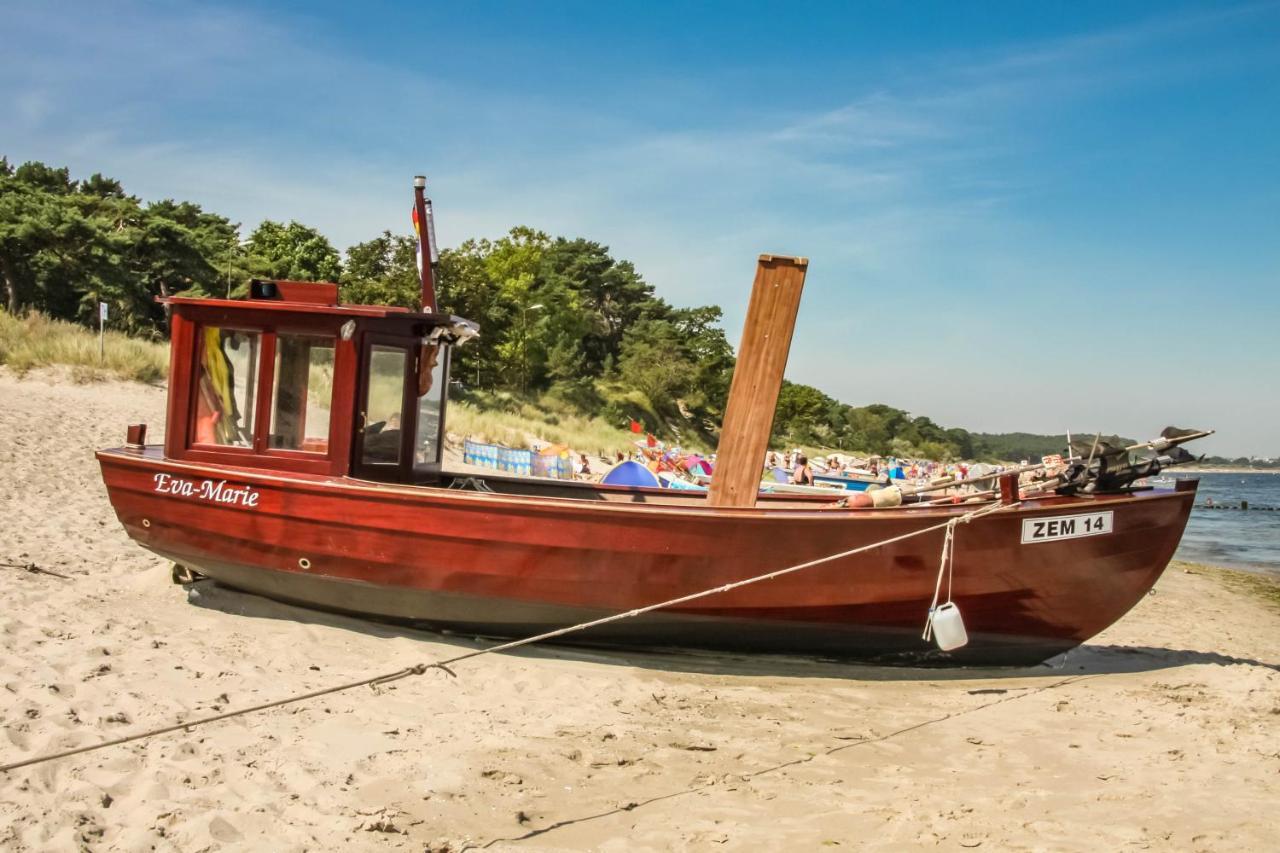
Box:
[352,334,417,482]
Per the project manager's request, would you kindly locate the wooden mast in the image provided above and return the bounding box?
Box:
[707,254,808,508]
[413,176,437,312]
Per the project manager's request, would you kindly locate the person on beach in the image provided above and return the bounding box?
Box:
[792,454,814,486]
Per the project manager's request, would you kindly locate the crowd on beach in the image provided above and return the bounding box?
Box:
[765,449,981,487]
[562,433,1000,491]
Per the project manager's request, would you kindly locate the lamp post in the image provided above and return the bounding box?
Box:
[519,302,544,393]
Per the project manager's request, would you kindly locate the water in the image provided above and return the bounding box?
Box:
[1160,472,1280,574]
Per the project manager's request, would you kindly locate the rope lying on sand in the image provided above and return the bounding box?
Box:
[1,560,72,580]
[1,500,1017,774]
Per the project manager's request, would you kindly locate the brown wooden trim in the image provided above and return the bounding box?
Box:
[263,447,330,461]
[179,445,332,476]
[327,334,358,476]
[164,312,195,460]
[251,331,277,454]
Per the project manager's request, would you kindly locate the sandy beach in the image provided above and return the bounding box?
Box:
[1,369,1277,851]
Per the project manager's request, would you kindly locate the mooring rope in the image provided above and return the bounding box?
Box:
[0,560,72,580]
[1,499,1018,774]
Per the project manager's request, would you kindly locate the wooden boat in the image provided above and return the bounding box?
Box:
[97,181,1203,666]
[813,470,882,491]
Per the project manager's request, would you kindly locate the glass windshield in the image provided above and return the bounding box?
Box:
[360,345,408,465]
[269,335,335,453]
[414,344,447,467]
[194,327,260,447]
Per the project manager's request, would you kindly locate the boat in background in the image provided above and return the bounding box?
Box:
[813,470,883,491]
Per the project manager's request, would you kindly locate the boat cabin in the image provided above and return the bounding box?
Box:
[153,278,839,506]
[160,280,477,483]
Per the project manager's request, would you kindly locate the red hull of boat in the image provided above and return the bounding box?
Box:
[98,448,1195,665]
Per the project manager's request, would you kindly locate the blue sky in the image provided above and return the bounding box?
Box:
[4,1,1278,456]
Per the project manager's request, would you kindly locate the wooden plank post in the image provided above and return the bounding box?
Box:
[707,254,808,508]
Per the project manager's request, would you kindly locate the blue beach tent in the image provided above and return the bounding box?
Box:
[601,460,661,488]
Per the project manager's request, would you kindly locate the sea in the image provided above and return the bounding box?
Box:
[1161,471,1280,574]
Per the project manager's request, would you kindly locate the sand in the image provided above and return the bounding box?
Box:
[1,368,1277,851]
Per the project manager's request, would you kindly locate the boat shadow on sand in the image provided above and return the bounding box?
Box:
[186,580,1277,681]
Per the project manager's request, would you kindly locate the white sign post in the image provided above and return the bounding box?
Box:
[98,301,108,362]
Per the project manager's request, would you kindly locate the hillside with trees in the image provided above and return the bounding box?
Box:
[0,158,1179,462]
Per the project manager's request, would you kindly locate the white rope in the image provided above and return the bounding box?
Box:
[922,519,955,642]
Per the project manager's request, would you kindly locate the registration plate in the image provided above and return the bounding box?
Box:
[1021,511,1113,544]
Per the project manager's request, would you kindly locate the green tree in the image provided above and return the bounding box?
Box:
[773,381,837,445]
[111,202,238,333]
[436,237,500,388]
[484,227,552,392]
[616,319,697,417]
[670,305,735,418]
[341,230,420,308]
[0,164,104,319]
[0,160,252,335]
[539,238,659,376]
[246,220,342,282]
[0,170,51,313]
[13,161,75,194]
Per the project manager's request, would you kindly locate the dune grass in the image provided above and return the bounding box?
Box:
[0,311,169,383]
[447,398,653,456]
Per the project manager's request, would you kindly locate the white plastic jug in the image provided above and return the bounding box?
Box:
[930,602,969,651]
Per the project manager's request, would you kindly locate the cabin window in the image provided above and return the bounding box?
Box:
[194,327,260,447]
[413,345,446,467]
[269,334,335,453]
[360,345,410,466]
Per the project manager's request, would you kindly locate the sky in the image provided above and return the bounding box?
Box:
[3,0,1278,457]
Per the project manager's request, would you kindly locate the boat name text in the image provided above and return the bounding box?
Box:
[152,472,260,508]
[1021,511,1113,544]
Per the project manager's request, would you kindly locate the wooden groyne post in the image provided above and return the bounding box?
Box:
[708,254,808,508]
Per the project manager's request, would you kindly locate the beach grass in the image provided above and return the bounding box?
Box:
[0,310,169,384]
[448,398,650,456]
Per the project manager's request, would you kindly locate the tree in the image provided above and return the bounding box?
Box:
[245,220,342,282]
[436,238,500,388]
[539,238,659,376]
[143,200,248,299]
[0,166,104,318]
[482,228,553,392]
[774,382,837,444]
[617,319,697,417]
[13,161,75,194]
[341,231,419,308]
[0,161,252,334]
[670,305,735,417]
[80,173,127,199]
[0,172,48,313]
